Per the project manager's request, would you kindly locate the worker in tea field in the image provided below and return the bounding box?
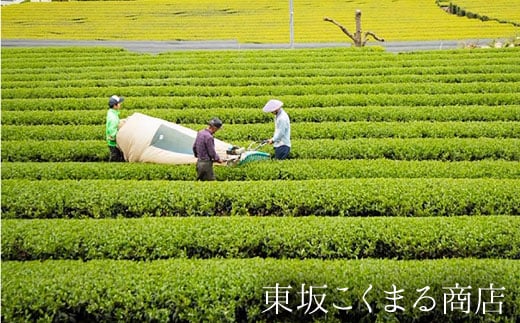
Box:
[105,95,126,162]
[192,117,225,181]
[263,99,291,160]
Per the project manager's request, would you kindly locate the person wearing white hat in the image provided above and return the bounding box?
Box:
[106,95,125,162]
[262,99,291,160]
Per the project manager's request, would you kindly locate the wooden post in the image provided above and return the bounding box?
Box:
[355,10,362,46]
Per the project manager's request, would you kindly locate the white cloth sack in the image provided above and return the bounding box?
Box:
[117,113,229,164]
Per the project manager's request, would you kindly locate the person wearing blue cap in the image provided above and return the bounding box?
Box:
[192,117,225,180]
[263,99,291,160]
[106,95,125,162]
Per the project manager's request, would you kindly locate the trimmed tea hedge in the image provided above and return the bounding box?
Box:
[3,121,520,141]
[3,216,519,261]
[2,179,519,218]
[4,82,520,99]
[3,138,520,162]
[4,73,520,90]
[2,258,518,322]
[2,160,520,181]
[3,92,520,111]
[3,106,519,126]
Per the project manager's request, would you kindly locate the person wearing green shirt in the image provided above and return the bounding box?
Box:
[106,95,125,162]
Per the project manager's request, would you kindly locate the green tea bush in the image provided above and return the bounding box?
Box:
[2,179,519,219]
[2,259,518,322]
[3,216,519,261]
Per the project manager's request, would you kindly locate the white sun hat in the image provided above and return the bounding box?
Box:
[262,99,283,113]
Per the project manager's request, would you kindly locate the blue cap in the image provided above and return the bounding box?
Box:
[108,95,124,108]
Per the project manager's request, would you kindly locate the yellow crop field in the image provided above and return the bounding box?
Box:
[1,0,518,42]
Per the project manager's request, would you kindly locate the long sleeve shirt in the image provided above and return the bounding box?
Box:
[272,108,291,148]
[192,128,221,162]
[106,108,120,147]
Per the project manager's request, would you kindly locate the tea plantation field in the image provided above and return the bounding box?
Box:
[1,0,518,42]
[2,45,520,322]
